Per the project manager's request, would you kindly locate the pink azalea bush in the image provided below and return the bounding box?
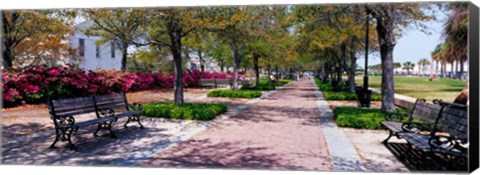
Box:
[2,65,236,107]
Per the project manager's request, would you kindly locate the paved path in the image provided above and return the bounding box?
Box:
[143,80,357,171]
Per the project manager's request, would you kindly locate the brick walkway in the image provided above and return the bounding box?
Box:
[143,80,332,171]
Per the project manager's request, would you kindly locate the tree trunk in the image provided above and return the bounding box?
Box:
[348,46,357,92]
[121,42,128,71]
[231,41,242,90]
[336,64,342,84]
[441,62,446,77]
[453,60,460,79]
[450,62,454,78]
[253,53,260,87]
[219,60,224,73]
[460,60,464,79]
[2,12,13,69]
[168,20,184,105]
[198,49,205,72]
[372,7,396,112]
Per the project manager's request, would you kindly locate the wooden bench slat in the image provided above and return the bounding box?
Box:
[53,105,96,113]
[95,94,125,101]
[56,109,98,118]
[52,96,94,104]
[398,132,431,151]
[75,117,116,128]
[97,103,128,110]
[381,121,403,132]
[52,100,95,109]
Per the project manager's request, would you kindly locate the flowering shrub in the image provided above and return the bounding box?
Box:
[2,65,235,107]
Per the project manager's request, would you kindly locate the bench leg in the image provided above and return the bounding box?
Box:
[49,128,60,149]
[50,126,78,150]
[382,130,394,144]
[124,115,144,129]
[94,121,117,138]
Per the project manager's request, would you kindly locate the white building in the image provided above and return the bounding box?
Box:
[68,20,123,71]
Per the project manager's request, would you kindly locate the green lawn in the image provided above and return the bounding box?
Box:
[355,76,466,102]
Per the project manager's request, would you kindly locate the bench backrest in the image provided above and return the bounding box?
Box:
[200,79,215,86]
[49,96,96,118]
[215,79,231,85]
[410,99,443,128]
[94,93,129,113]
[434,104,468,143]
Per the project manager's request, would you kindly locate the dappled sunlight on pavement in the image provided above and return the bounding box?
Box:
[143,80,331,171]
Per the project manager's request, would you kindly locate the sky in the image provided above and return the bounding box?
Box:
[358,8,448,67]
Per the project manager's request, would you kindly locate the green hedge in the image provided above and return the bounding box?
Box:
[314,77,381,101]
[333,107,411,129]
[276,79,293,86]
[334,107,386,129]
[143,102,228,120]
[241,79,293,91]
[207,89,262,98]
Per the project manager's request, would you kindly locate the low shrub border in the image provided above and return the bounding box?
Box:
[240,79,293,91]
[143,102,228,120]
[333,107,411,129]
[207,89,262,98]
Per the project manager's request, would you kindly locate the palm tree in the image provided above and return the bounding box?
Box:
[417,58,430,76]
[442,2,468,79]
[402,61,415,75]
[431,43,445,77]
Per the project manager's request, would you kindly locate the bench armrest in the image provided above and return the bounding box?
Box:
[429,134,467,153]
[98,108,116,122]
[52,115,78,130]
[401,121,425,134]
[384,112,409,122]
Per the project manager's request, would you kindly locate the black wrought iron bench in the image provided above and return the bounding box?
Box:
[381,99,443,143]
[48,93,143,150]
[398,101,468,163]
[200,79,216,89]
[215,79,233,89]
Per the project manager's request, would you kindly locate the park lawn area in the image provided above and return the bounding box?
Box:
[355,76,466,102]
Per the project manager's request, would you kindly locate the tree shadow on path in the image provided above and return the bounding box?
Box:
[2,123,169,166]
[145,138,310,171]
[384,142,467,172]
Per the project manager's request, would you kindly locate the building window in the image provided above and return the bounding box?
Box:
[111,42,115,58]
[95,44,100,58]
[79,38,85,57]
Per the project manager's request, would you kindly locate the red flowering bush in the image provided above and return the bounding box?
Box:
[2,65,232,107]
